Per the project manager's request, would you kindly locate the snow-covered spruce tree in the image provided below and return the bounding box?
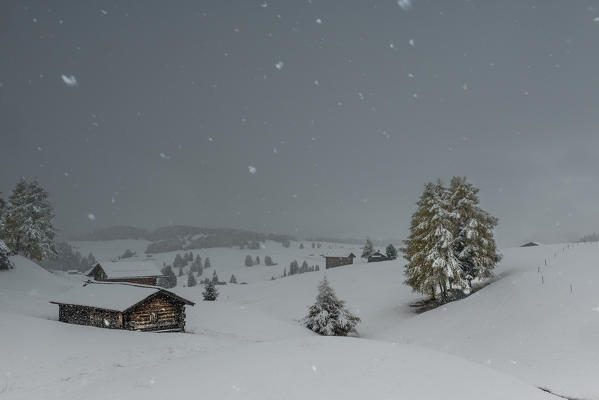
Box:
[385,244,398,260]
[2,179,57,260]
[211,270,219,284]
[264,255,275,266]
[202,281,219,301]
[361,237,374,258]
[187,270,197,287]
[448,177,501,292]
[244,255,254,267]
[255,256,260,265]
[229,274,237,284]
[204,257,211,269]
[303,278,360,336]
[0,240,12,270]
[402,181,464,301]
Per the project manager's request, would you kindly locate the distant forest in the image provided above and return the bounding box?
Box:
[579,232,599,243]
[73,225,296,254]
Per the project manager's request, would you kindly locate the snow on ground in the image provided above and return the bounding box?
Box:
[1,242,598,399]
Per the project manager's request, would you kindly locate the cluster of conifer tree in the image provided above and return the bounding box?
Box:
[0,179,58,270]
[402,177,501,302]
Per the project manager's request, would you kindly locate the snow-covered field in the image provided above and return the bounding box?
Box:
[1,241,598,399]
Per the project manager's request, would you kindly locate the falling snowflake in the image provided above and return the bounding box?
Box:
[462,83,469,91]
[159,152,170,160]
[261,1,268,7]
[100,9,108,15]
[389,43,395,49]
[273,147,278,154]
[311,365,317,372]
[37,146,43,151]
[248,165,257,174]
[594,17,599,22]
[61,74,78,87]
[87,213,96,221]
[315,18,323,24]
[274,61,284,70]
[314,79,319,86]
[409,38,415,47]
[397,0,412,11]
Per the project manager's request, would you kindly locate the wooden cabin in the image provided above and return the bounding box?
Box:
[87,261,164,286]
[50,282,194,332]
[325,253,356,269]
[367,251,389,263]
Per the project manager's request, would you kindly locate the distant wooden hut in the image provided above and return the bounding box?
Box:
[87,261,164,286]
[367,251,388,263]
[50,282,194,332]
[325,253,356,269]
[520,242,540,247]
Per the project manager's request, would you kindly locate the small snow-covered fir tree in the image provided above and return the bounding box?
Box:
[448,177,501,291]
[361,237,374,258]
[187,270,197,287]
[303,278,360,336]
[385,244,398,260]
[202,281,218,301]
[229,274,237,284]
[211,269,219,284]
[244,255,254,267]
[402,181,463,301]
[204,257,211,269]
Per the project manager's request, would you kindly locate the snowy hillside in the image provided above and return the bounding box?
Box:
[1,242,598,399]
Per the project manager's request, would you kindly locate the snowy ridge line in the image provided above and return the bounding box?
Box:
[81,279,160,290]
[538,387,589,400]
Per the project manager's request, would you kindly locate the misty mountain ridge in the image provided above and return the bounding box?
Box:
[73,225,297,254]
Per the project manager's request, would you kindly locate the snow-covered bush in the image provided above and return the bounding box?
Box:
[303,278,360,336]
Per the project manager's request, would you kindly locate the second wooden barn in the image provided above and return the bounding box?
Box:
[86,261,164,286]
[50,281,194,332]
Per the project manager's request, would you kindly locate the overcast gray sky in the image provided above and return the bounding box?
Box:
[1,1,599,246]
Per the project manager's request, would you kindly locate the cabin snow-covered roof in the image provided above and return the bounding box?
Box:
[50,282,193,312]
[88,261,163,278]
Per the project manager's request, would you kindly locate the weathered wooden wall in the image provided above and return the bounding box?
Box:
[125,295,186,332]
[325,256,354,269]
[104,277,158,286]
[58,304,123,329]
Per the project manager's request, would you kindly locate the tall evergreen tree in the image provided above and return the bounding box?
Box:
[229,274,237,284]
[303,278,360,336]
[402,181,463,301]
[255,256,260,265]
[204,257,211,269]
[244,255,254,267]
[361,237,374,258]
[2,179,57,259]
[448,177,501,291]
[211,270,219,284]
[202,281,219,301]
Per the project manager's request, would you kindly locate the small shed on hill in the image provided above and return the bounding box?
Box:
[325,253,356,269]
[50,282,194,332]
[521,242,540,247]
[368,251,389,263]
[87,261,163,285]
